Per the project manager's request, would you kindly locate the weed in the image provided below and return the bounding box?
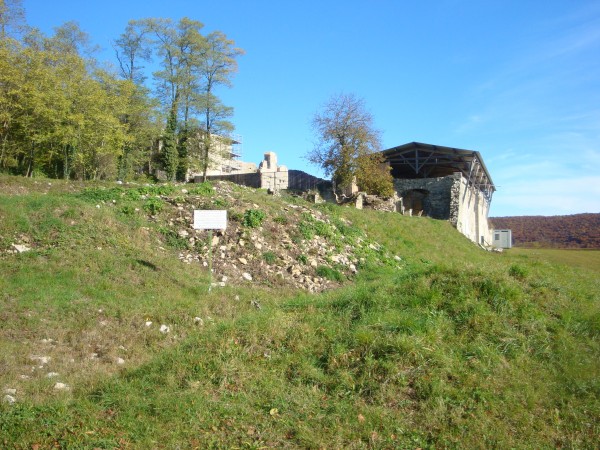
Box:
[242,209,266,228]
[316,265,343,281]
[262,251,277,264]
[78,187,123,202]
[274,216,288,225]
[212,198,229,208]
[509,264,528,280]
[297,254,308,265]
[187,182,214,196]
[158,227,189,250]
[143,198,164,215]
[228,211,243,223]
[120,205,136,216]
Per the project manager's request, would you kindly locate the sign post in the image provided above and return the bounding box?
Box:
[193,210,227,292]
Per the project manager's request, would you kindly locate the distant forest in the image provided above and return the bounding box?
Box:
[490,213,600,249]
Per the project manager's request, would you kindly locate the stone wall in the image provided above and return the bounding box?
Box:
[259,152,289,190]
[392,173,491,245]
[393,175,456,219]
[199,172,260,188]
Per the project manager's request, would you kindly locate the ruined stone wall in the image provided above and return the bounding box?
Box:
[392,173,491,245]
[393,176,455,219]
[198,172,260,188]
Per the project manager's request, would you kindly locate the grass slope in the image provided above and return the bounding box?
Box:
[1,175,599,448]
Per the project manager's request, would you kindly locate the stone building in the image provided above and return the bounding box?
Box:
[381,142,496,246]
[194,151,289,191]
[258,152,289,191]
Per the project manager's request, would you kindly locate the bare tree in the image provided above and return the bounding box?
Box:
[308,93,386,191]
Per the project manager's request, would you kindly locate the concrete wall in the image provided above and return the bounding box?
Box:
[393,173,492,245]
[453,174,492,245]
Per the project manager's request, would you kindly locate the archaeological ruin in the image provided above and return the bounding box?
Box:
[381,142,496,246]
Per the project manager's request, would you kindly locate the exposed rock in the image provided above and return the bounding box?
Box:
[242,272,253,281]
[3,395,16,405]
[30,356,50,365]
[53,382,69,391]
[159,324,170,334]
[12,244,31,253]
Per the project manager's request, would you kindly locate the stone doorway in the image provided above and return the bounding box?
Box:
[402,189,429,216]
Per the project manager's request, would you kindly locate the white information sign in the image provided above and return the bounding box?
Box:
[193,210,228,230]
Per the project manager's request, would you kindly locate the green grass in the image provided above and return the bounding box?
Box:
[1,174,599,448]
[510,247,600,273]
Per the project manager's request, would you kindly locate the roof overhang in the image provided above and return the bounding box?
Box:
[381,142,496,202]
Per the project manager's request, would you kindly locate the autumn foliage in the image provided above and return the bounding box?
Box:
[490,213,600,249]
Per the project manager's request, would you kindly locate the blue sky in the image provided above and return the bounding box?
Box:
[23,0,600,217]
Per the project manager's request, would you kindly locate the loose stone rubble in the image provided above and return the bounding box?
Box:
[168,182,401,292]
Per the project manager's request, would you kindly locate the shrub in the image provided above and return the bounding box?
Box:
[242,209,266,228]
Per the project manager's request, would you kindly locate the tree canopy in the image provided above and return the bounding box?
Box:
[308,93,394,197]
[0,1,243,181]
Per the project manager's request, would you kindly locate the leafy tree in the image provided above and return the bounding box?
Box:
[113,19,152,84]
[193,31,243,182]
[308,93,393,196]
[355,152,395,198]
[113,20,160,180]
[162,102,179,180]
[0,0,26,40]
[0,11,243,183]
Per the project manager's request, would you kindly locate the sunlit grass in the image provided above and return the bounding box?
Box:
[1,175,599,448]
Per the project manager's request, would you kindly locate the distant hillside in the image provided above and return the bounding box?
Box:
[490,213,600,248]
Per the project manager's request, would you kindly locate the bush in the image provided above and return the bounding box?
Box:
[242,209,266,228]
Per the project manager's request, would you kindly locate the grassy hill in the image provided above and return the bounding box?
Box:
[1,174,599,448]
